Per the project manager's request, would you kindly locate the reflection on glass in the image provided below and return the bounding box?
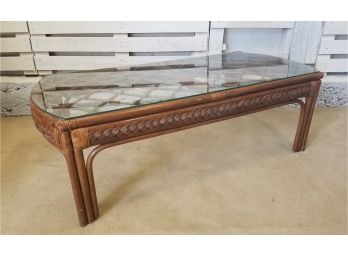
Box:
[31,51,317,119]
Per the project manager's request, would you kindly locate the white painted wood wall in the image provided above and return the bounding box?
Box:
[0,21,347,82]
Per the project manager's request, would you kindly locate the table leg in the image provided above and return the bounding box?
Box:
[293,100,306,152]
[73,147,96,224]
[62,148,88,226]
[293,81,321,152]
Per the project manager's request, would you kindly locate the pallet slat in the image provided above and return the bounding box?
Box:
[319,40,348,54]
[0,37,32,53]
[0,21,28,33]
[0,56,35,71]
[34,55,207,71]
[28,21,209,34]
[208,29,224,53]
[289,22,323,64]
[211,21,294,29]
[30,35,207,52]
[323,22,348,35]
[316,58,348,72]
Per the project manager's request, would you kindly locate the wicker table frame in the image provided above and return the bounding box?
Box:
[31,72,323,226]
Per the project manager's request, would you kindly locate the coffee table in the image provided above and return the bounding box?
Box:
[30,52,323,226]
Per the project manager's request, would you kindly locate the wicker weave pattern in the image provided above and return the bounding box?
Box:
[89,84,310,145]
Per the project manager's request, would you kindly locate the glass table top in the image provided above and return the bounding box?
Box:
[31,51,316,119]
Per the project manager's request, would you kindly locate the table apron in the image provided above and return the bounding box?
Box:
[70,82,314,149]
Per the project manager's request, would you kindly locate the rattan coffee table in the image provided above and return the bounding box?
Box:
[30,52,323,226]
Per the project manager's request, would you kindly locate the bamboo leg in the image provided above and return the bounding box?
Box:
[63,148,88,226]
[299,99,316,151]
[86,150,99,219]
[293,81,321,152]
[292,100,306,152]
[300,82,321,151]
[74,148,96,223]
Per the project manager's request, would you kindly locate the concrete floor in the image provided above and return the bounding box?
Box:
[0,107,347,234]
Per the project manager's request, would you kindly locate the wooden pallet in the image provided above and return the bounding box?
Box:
[28,21,209,74]
[0,21,36,75]
[316,22,348,83]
